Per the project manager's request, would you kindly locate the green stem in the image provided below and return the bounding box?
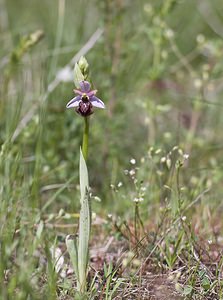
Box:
[134,202,139,248]
[82,117,89,161]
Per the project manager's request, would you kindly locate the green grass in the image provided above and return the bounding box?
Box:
[1,0,223,299]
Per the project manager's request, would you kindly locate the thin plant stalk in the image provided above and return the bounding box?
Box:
[134,202,139,246]
[82,117,90,161]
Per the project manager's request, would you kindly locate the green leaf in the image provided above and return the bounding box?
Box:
[202,276,211,291]
[66,235,79,282]
[78,148,91,292]
[198,269,206,278]
[74,63,84,88]
[183,285,193,295]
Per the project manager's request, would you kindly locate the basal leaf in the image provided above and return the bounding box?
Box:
[66,234,79,282]
[78,148,91,292]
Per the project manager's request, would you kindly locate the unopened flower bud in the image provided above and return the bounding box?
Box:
[78,56,89,79]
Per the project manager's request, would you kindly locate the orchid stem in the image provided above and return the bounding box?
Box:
[82,117,89,161]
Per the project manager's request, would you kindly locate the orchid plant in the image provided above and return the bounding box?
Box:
[65,57,105,295]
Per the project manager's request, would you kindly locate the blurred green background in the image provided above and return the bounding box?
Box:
[1,0,223,217]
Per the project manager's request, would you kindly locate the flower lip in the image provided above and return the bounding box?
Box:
[76,101,93,116]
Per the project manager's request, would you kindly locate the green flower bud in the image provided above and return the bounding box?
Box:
[78,56,89,79]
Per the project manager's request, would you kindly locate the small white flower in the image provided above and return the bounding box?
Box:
[161,157,166,163]
[94,196,101,202]
[129,169,135,176]
[130,158,136,165]
[133,197,144,203]
[155,149,162,154]
[183,153,189,160]
[141,186,147,192]
[117,181,123,187]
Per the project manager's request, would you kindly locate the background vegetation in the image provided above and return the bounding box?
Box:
[1,0,223,299]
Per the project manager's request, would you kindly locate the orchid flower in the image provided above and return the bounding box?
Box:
[66,80,105,117]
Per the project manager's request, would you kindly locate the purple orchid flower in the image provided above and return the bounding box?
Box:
[66,81,105,117]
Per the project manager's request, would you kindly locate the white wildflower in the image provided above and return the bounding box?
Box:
[130,158,136,165]
[117,181,123,188]
[129,169,135,176]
